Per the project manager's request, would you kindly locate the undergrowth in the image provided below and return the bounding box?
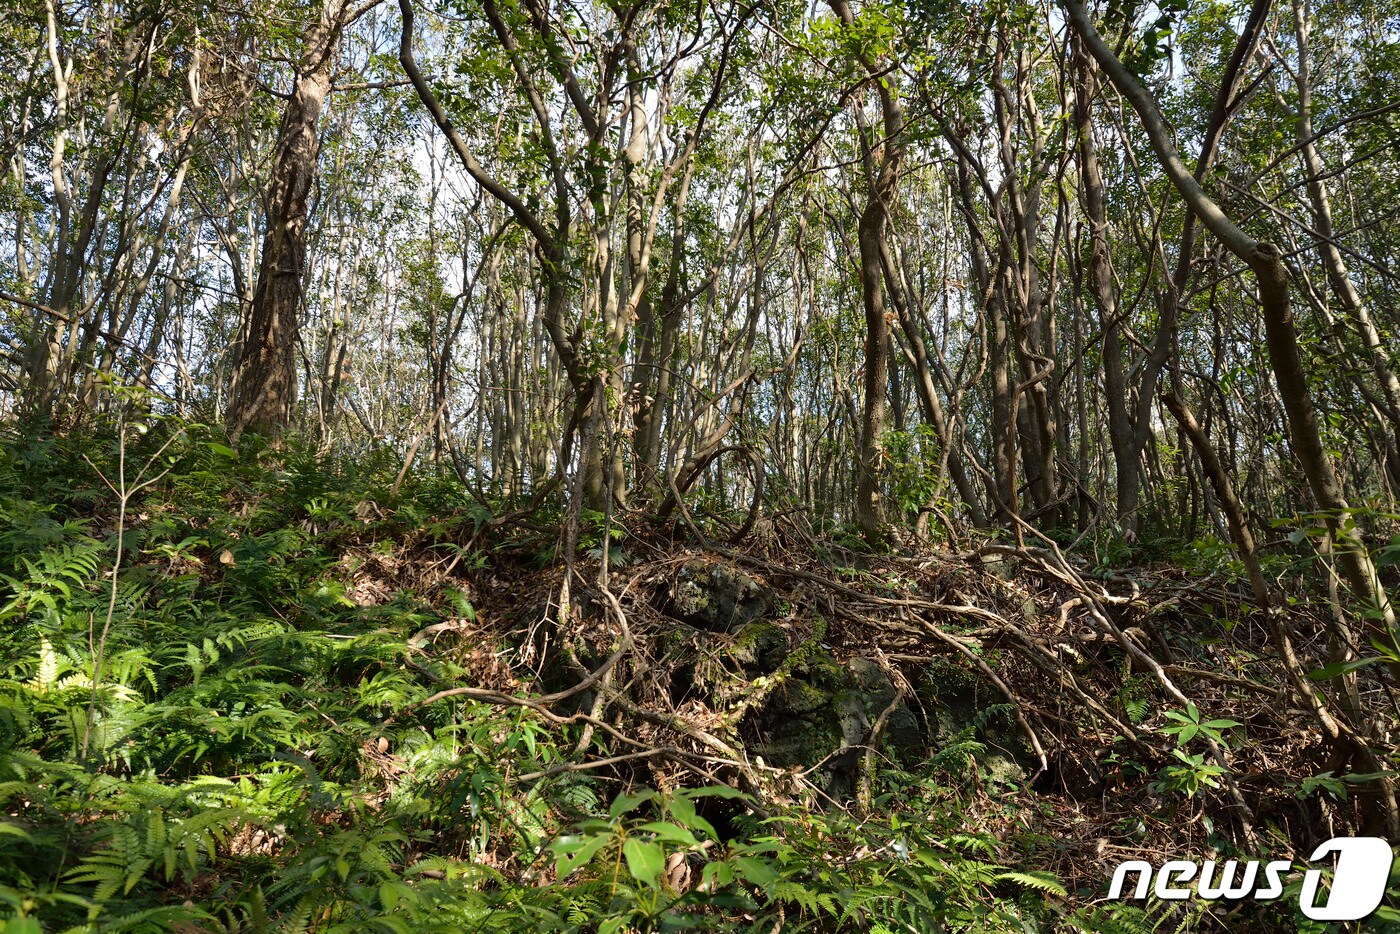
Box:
[0,416,1095,932]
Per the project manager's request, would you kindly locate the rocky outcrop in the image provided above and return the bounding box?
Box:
[662,559,774,632]
[743,642,923,796]
[917,658,1037,785]
[578,557,1038,799]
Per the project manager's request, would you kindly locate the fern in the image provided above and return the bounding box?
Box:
[995,869,1068,898]
[0,427,1088,932]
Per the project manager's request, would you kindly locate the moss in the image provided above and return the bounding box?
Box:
[788,631,842,689]
[726,621,786,674]
[777,678,834,716]
[666,559,773,631]
[656,625,702,658]
[918,658,1034,783]
[733,620,782,649]
[753,702,842,769]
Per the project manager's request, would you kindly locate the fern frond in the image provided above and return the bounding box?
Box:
[995,869,1068,898]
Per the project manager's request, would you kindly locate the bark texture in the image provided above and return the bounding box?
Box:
[228,0,351,438]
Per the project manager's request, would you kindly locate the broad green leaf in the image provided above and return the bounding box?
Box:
[732,855,780,888]
[668,794,719,842]
[637,820,700,847]
[1309,658,1380,680]
[609,789,656,818]
[552,833,612,878]
[622,837,665,889]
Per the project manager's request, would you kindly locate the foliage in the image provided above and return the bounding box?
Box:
[1158,703,1239,749]
[0,424,1073,932]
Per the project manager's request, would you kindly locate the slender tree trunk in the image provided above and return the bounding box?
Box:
[228,0,351,438]
[1065,0,1397,642]
[1289,0,1400,481]
[829,0,904,544]
[1073,40,1136,532]
[1166,389,1399,835]
[954,155,1017,523]
[853,195,892,542]
[879,234,990,526]
[993,44,1059,525]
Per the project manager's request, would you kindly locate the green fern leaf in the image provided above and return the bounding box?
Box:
[995,869,1067,898]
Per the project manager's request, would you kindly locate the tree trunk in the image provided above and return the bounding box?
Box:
[227,0,350,438]
[829,0,904,545]
[1065,0,1397,644]
[1073,40,1136,532]
[879,235,990,526]
[1289,0,1400,482]
[853,195,892,543]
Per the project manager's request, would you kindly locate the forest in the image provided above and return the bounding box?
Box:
[2,0,1400,929]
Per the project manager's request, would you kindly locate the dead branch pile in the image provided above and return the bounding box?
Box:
[383,508,1399,902]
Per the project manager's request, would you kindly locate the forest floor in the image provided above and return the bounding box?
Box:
[0,427,1392,932]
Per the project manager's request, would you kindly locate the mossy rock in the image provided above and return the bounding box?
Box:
[776,677,833,717]
[979,553,1020,580]
[843,657,923,763]
[662,559,774,632]
[747,645,843,770]
[655,625,703,659]
[747,652,925,791]
[919,658,1035,785]
[726,621,788,676]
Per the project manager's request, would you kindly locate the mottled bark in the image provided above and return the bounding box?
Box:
[228,0,352,438]
[1073,40,1135,531]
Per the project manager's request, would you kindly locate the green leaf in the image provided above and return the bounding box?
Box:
[609,790,656,818]
[637,820,700,847]
[667,794,718,842]
[1309,658,1380,680]
[1370,637,1400,663]
[552,833,612,878]
[995,870,1068,898]
[622,837,665,889]
[0,821,33,842]
[1163,723,1199,744]
[732,855,781,888]
[702,861,735,888]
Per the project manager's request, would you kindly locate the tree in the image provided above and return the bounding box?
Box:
[227,0,364,438]
[828,0,904,544]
